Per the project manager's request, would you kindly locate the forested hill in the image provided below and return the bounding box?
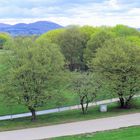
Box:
[0,21,63,36]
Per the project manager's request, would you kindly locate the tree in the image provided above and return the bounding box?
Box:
[80,26,98,39]
[72,72,100,114]
[112,25,140,37]
[57,26,88,71]
[126,36,140,47]
[45,70,72,108]
[92,38,140,108]
[4,38,64,121]
[0,33,11,49]
[84,30,115,67]
[36,28,65,44]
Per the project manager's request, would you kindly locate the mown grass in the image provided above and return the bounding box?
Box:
[0,91,113,116]
[0,100,140,132]
[0,91,79,116]
[51,126,140,140]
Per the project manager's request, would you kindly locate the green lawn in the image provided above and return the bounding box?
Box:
[0,90,78,116]
[0,101,140,132]
[0,91,113,116]
[51,126,140,140]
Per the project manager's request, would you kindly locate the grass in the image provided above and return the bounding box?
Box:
[0,91,113,116]
[0,100,140,132]
[0,89,78,115]
[0,91,79,116]
[51,126,140,140]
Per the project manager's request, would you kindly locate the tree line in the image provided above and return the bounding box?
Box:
[1,24,140,121]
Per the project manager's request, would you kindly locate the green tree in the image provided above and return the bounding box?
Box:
[112,25,140,37]
[80,26,98,39]
[72,72,100,114]
[36,28,65,44]
[57,26,88,71]
[92,38,140,108]
[4,38,64,121]
[0,33,11,49]
[84,30,115,67]
[126,36,140,46]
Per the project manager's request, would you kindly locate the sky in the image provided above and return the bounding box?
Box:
[0,0,140,27]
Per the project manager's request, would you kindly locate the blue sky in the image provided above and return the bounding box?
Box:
[0,0,140,27]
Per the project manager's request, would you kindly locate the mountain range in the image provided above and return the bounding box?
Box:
[0,21,63,36]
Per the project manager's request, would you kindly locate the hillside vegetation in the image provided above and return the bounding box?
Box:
[0,24,140,121]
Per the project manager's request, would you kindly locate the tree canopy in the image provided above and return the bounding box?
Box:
[0,33,11,49]
[92,38,140,108]
[3,38,64,120]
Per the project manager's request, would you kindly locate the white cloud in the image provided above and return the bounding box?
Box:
[128,8,140,14]
[0,0,139,27]
[108,0,120,9]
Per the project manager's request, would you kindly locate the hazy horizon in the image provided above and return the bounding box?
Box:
[0,0,139,28]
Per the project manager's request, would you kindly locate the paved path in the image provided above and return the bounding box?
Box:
[0,113,140,140]
[0,95,139,121]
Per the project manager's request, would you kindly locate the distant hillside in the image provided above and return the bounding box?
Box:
[0,23,11,28]
[0,21,63,36]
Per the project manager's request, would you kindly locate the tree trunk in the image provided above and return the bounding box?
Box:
[80,100,85,114]
[28,107,36,121]
[85,95,89,113]
[69,64,75,71]
[80,96,86,114]
[85,102,88,113]
[81,103,85,114]
[124,95,133,108]
[119,97,125,108]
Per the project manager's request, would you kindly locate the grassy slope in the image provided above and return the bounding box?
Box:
[0,101,140,131]
[51,126,140,140]
[0,91,78,116]
[0,91,112,116]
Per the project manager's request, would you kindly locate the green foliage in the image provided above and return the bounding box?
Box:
[92,37,140,108]
[0,24,140,121]
[3,37,64,120]
[0,33,11,49]
[71,72,100,113]
[112,25,140,37]
[36,28,65,44]
[57,26,88,71]
[84,29,115,67]
[126,36,140,46]
[79,26,98,39]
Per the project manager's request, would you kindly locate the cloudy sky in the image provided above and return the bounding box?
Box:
[0,0,140,27]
